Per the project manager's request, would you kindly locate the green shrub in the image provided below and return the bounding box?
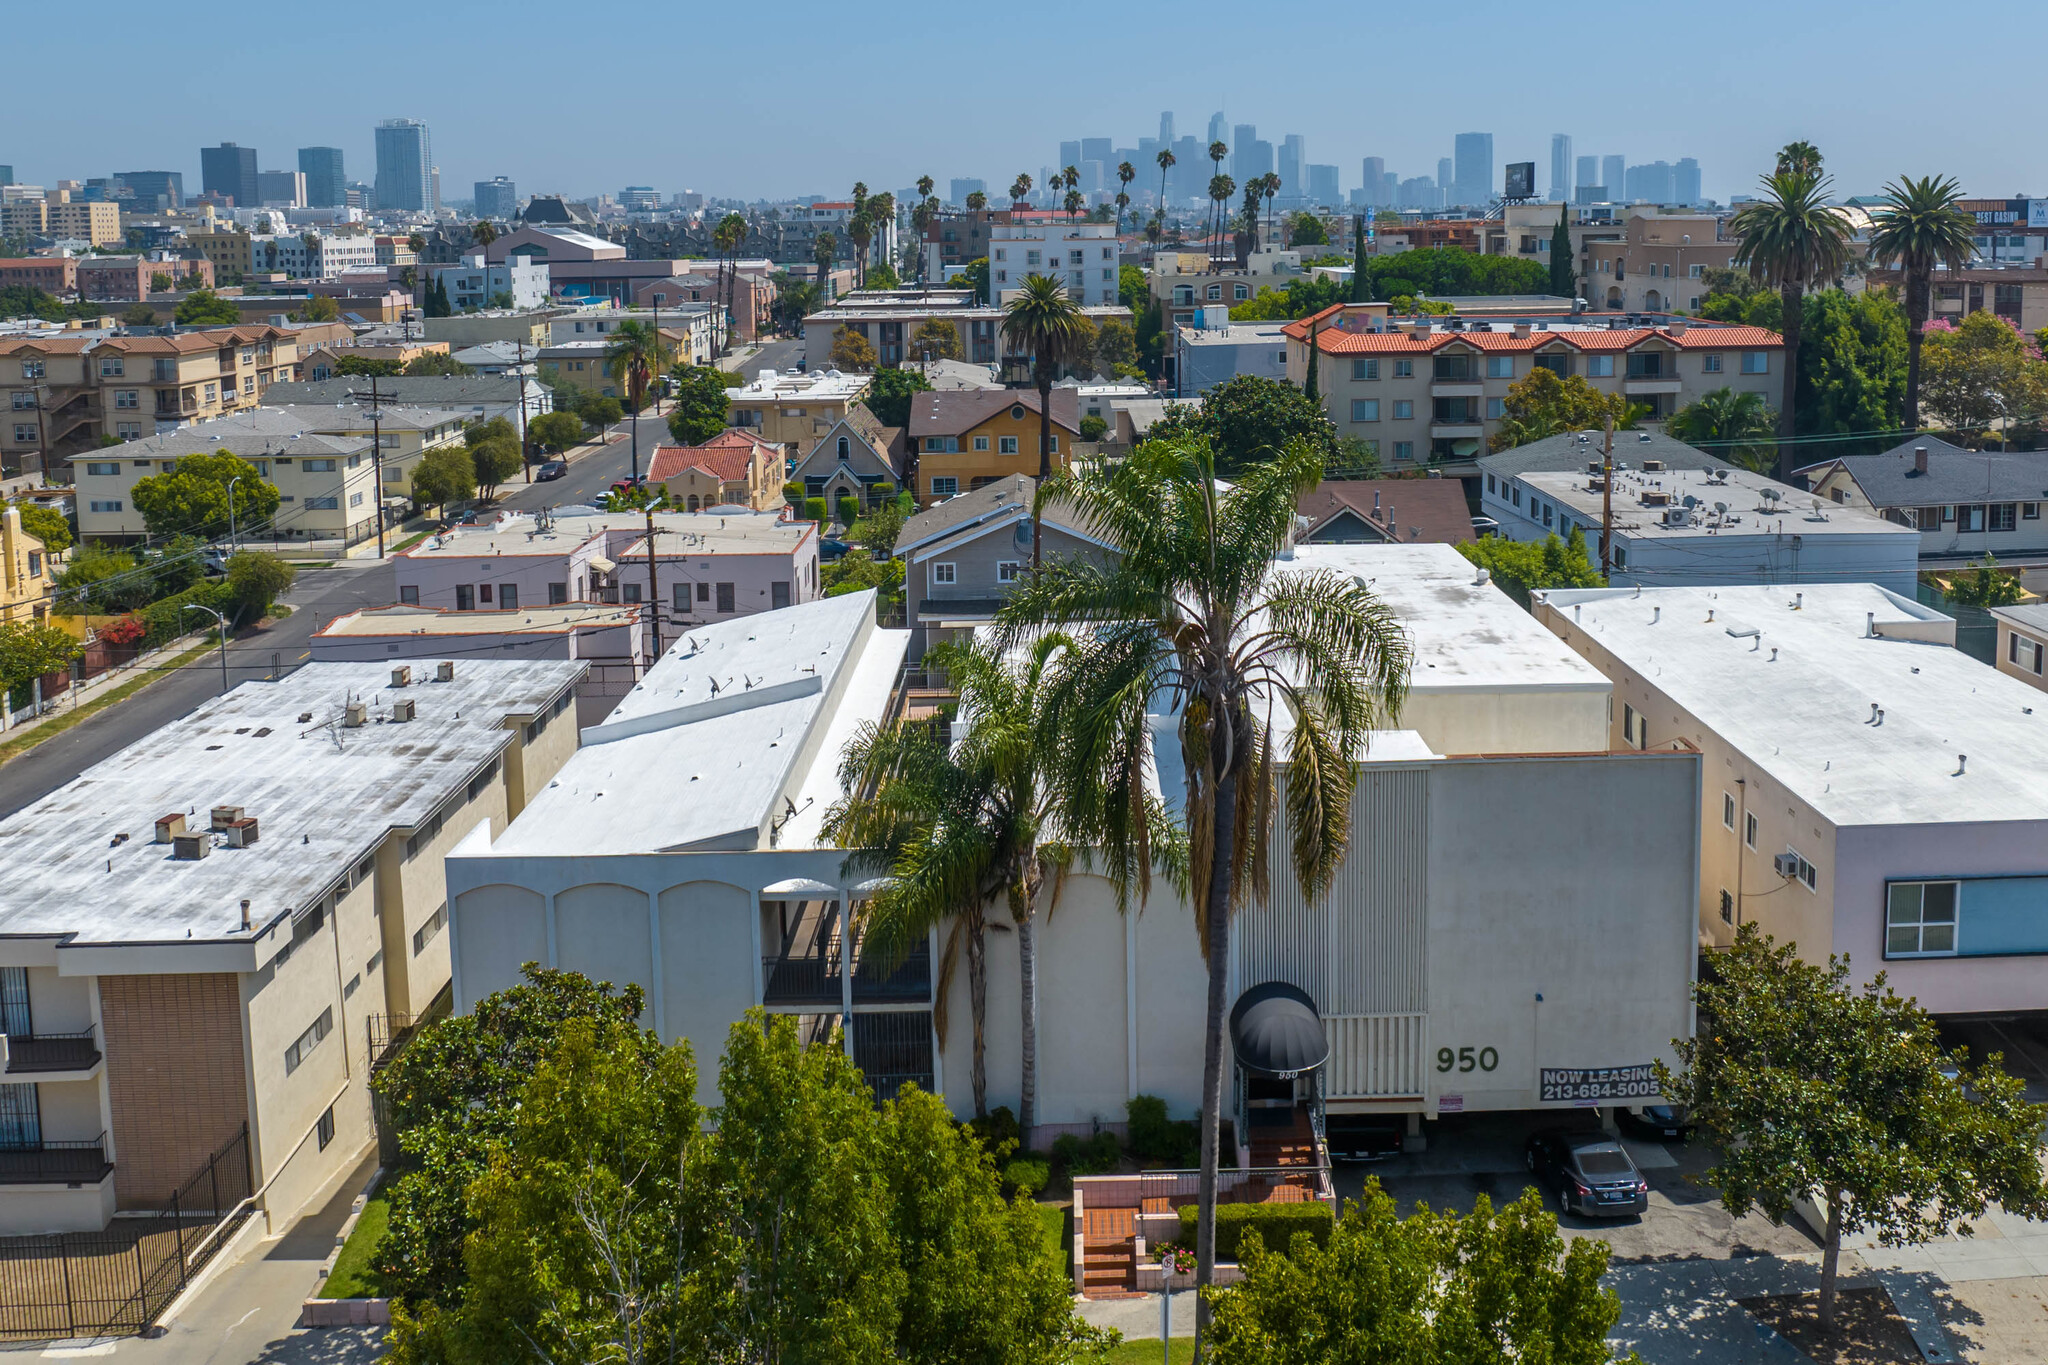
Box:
[835,494,860,528]
[1002,1157,1050,1198]
[803,497,829,525]
[1125,1095,1200,1166]
[1176,1200,1333,1261]
[967,1106,1021,1159]
[138,580,233,649]
[782,482,804,506]
[1051,1129,1121,1176]
[1079,414,1108,442]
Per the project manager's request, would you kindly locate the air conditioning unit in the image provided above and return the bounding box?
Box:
[155,812,186,844]
[210,805,245,831]
[225,817,260,848]
[391,697,416,723]
[436,661,455,682]
[344,701,366,728]
[391,665,412,688]
[173,832,211,861]
[1773,852,1802,879]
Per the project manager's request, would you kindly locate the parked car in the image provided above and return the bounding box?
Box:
[1525,1129,1648,1218]
[610,476,648,495]
[536,460,568,481]
[819,538,852,562]
[1617,1104,1691,1142]
[1324,1114,1403,1162]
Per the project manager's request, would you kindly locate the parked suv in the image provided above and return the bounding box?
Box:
[1525,1129,1648,1218]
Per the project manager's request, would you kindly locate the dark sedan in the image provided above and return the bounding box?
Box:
[536,460,568,481]
[1617,1104,1691,1141]
[1525,1129,1649,1218]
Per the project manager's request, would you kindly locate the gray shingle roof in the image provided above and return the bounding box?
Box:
[263,375,533,408]
[1796,438,2048,507]
[1476,429,1721,479]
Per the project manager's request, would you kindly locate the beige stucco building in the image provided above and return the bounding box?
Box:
[0,505,51,623]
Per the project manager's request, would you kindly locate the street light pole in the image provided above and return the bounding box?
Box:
[183,603,229,694]
[225,474,242,553]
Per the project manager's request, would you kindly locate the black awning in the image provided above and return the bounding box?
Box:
[1229,982,1328,1077]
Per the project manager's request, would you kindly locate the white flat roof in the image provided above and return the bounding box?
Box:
[1544,583,2048,826]
[315,603,640,638]
[1516,465,1917,542]
[0,660,583,945]
[1281,543,1612,694]
[490,591,908,856]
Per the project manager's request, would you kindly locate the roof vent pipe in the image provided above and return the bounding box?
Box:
[1876,708,1884,725]
[1574,604,1582,622]
[1652,606,1660,623]
[1473,566,1490,586]
[1770,647,1779,661]
[1957,754,1967,775]
[1866,611,1875,637]
[1795,592,1803,610]
[240,899,252,931]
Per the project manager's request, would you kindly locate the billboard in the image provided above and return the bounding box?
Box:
[2033,199,2048,229]
[1504,162,1536,200]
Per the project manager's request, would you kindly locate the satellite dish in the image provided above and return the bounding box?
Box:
[1714,469,1730,480]
[1811,498,1824,511]
[1681,495,1698,509]
[1013,519,1032,550]
[1714,500,1729,514]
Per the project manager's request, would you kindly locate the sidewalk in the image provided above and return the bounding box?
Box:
[0,630,210,739]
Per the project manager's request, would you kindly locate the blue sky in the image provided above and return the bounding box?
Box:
[7,0,2043,206]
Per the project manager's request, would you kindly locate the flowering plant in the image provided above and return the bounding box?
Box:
[1154,1241,1196,1275]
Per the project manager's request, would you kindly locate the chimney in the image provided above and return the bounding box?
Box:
[1668,320,1687,337]
[1513,322,1532,339]
[1914,445,1928,474]
[155,812,186,844]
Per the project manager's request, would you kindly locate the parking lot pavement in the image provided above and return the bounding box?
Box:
[1329,1110,1817,1264]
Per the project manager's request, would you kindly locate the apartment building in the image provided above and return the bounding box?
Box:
[431,253,548,311]
[648,430,784,510]
[0,658,584,1234]
[0,324,301,477]
[184,225,255,282]
[0,504,52,623]
[923,207,1009,272]
[74,404,467,544]
[1538,582,2048,1017]
[1282,304,1783,467]
[725,368,873,449]
[1796,438,2048,563]
[1151,248,1313,338]
[260,374,553,448]
[801,289,1131,372]
[631,269,774,342]
[0,199,120,247]
[906,389,1081,506]
[1992,604,2048,693]
[988,221,1120,305]
[1866,265,2048,334]
[1582,214,1740,313]
[0,259,78,294]
[75,254,214,300]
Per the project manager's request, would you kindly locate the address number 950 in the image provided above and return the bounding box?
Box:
[1436,1046,1499,1073]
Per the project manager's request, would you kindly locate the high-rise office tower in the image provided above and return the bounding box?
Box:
[1306,164,1339,206]
[1452,132,1493,206]
[1081,138,1112,170]
[1159,111,1174,145]
[474,177,518,219]
[0,167,11,186]
[1674,158,1702,205]
[116,170,183,209]
[1575,155,1599,190]
[374,119,432,212]
[1437,158,1455,200]
[1550,134,1573,200]
[200,142,259,207]
[1602,156,1625,199]
[1171,135,1201,202]
[1059,141,1082,172]
[1360,158,1387,208]
[1207,112,1228,147]
[256,170,305,207]
[1624,161,1675,203]
[948,178,985,206]
[298,147,346,208]
[1279,134,1305,197]
[1231,125,1257,181]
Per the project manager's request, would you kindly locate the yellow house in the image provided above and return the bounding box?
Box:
[648,430,784,511]
[1,504,52,623]
[907,389,1081,506]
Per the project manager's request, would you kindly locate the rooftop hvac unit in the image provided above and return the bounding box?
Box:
[392,697,416,723]
[344,701,367,728]
[436,661,455,682]
[155,812,186,844]
[1641,490,1671,507]
[172,832,211,861]
[392,665,412,688]
[1662,507,1691,527]
[1772,852,1802,879]
[1642,459,1665,472]
[224,817,260,848]
[210,805,245,831]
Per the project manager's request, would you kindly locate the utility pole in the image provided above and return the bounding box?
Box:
[1599,417,1615,578]
[517,340,532,482]
[643,501,662,660]
[347,377,388,558]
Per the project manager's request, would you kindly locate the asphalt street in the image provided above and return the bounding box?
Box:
[0,557,393,820]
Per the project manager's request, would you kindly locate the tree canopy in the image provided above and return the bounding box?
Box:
[334,354,403,378]
[1457,528,1603,606]
[909,317,961,361]
[666,365,734,445]
[831,325,878,371]
[174,290,240,325]
[1146,375,1338,476]
[862,367,932,428]
[224,550,295,624]
[527,410,583,454]
[1486,368,1628,452]
[130,449,280,540]
[409,445,476,511]
[464,418,522,497]
[0,620,83,698]
[1356,247,1547,303]
[1920,312,2048,443]
[1228,275,1348,322]
[10,501,72,554]
[1284,212,1329,246]
[403,352,476,377]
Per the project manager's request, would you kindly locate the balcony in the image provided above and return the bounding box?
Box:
[3,1031,101,1078]
[1621,377,1681,396]
[0,1134,112,1186]
[1429,381,1483,398]
[762,938,843,1008]
[853,940,932,1003]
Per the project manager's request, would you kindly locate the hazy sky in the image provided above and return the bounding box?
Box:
[8,0,2043,207]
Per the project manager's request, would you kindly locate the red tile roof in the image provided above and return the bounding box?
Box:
[1285,316,1782,355]
[648,429,774,483]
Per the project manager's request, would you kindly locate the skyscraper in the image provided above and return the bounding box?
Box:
[1437,158,1455,200]
[1081,138,1113,170]
[1452,132,1493,207]
[1674,158,1702,206]
[1575,155,1599,190]
[1549,134,1573,201]
[116,170,183,210]
[1623,161,1675,203]
[374,119,432,212]
[1279,134,1306,198]
[1361,157,1387,208]
[1602,156,1625,200]
[475,177,518,219]
[298,147,346,208]
[1231,125,1257,181]
[200,142,258,207]
[256,170,305,207]
[1059,141,1082,172]
[1207,112,1228,147]
[1306,164,1339,206]
[948,178,985,206]
[1159,111,1174,145]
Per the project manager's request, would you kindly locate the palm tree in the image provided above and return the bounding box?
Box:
[1777,141,1824,177]
[1155,148,1177,223]
[471,220,498,248]
[813,230,837,301]
[993,435,1411,1346]
[1260,173,1283,253]
[1729,168,1853,468]
[1668,387,1779,472]
[713,212,747,356]
[848,209,874,289]
[915,175,937,285]
[1207,175,1236,269]
[1867,175,1976,432]
[1115,161,1136,235]
[1010,174,1033,211]
[1063,188,1084,224]
[966,190,988,212]
[603,319,669,483]
[1000,276,1090,565]
[1205,141,1229,258]
[1062,165,1081,202]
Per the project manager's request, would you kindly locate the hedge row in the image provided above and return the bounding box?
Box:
[136,580,234,650]
[1176,1199,1333,1261]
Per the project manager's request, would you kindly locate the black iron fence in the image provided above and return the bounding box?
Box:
[0,1123,251,1341]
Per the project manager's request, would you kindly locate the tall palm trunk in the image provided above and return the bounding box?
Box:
[1194,752,1237,1349]
[1033,369,1053,566]
[966,909,989,1117]
[1010,876,1040,1137]
[1904,262,1929,431]
[1774,281,1804,479]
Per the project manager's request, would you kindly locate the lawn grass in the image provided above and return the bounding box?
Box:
[318,1192,389,1300]
[1036,1201,1068,1276]
[389,530,432,553]
[1099,1338,1196,1365]
[0,639,214,766]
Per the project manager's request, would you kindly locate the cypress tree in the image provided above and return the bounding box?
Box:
[1303,320,1320,404]
[1549,205,1575,299]
[1350,214,1370,303]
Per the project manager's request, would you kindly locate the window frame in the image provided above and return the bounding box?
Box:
[931,561,957,585]
[1884,880,1958,958]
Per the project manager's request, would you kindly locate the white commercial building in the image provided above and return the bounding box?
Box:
[989,221,1121,305]
[0,659,583,1234]
[1538,582,2048,1016]
[1172,317,1291,396]
[431,252,549,311]
[1481,443,1921,593]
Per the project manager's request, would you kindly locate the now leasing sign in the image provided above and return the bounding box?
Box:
[1540,1065,1659,1103]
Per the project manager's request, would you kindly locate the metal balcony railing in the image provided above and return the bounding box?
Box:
[0,1134,112,1185]
[852,941,932,1003]
[3,1031,100,1075]
[762,940,844,1007]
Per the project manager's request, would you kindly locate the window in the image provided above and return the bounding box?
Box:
[84,461,119,476]
[1741,351,1770,374]
[316,1105,336,1150]
[499,584,519,610]
[1783,847,1818,891]
[696,582,709,602]
[1958,504,1986,533]
[1350,399,1380,422]
[1586,356,1614,377]
[1626,353,1663,378]
[932,562,957,585]
[1703,353,1722,373]
[1173,286,1194,305]
[116,422,140,440]
[549,580,568,605]
[398,585,419,604]
[1026,250,1042,267]
[2011,632,2046,675]
[1433,355,1474,381]
[1886,881,1957,956]
[20,361,43,380]
[204,383,216,402]
[99,357,123,377]
[1391,400,1413,420]
[623,582,642,603]
[997,561,1021,583]
[11,424,35,444]
[1351,358,1378,381]
[89,499,123,513]
[412,903,447,956]
[1486,356,1513,379]
[1048,436,1059,453]
[1206,284,1222,301]
[1719,889,1735,924]
[1743,811,1757,849]
[1486,474,1497,494]
[973,435,989,451]
[1486,398,1504,419]
[1392,441,1414,461]
[716,581,735,613]
[930,476,958,496]
[673,582,693,611]
[1723,793,1737,830]
[1233,284,1249,300]
[1534,352,1573,377]
[455,584,474,611]
[305,496,338,510]
[283,1007,334,1075]
[2025,503,2040,520]
[303,458,336,472]
[1990,503,2018,532]
[1393,360,1413,378]
[113,389,139,408]
[999,435,1018,454]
